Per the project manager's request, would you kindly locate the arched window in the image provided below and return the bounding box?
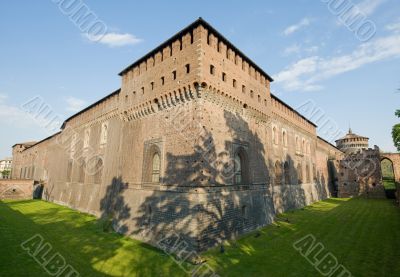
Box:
[100,122,108,145]
[234,148,248,184]
[273,127,276,144]
[84,129,90,148]
[297,163,303,184]
[296,136,299,151]
[66,160,73,182]
[302,139,305,153]
[273,127,278,145]
[275,161,282,186]
[78,159,86,183]
[151,153,161,183]
[94,158,103,184]
[283,131,287,146]
[313,164,316,182]
[306,164,310,183]
[284,161,290,184]
[234,152,242,184]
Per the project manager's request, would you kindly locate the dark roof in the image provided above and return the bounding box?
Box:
[270,94,317,127]
[61,88,120,129]
[28,132,61,149]
[12,141,37,148]
[118,17,274,82]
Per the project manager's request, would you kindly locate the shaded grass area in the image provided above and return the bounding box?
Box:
[203,198,400,277]
[1,198,400,276]
[0,200,186,276]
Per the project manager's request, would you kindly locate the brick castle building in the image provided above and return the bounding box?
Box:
[10,18,395,250]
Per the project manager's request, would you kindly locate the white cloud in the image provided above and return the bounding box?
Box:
[65,97,87,112]
[386,20,400,33]
[305,46,319,53]
[354,0,386,16]
[335,0,385,27]
[283,44,301,56]
[88,32,143,47]
[274,32,400,91]
[0,93,7,103]
[283,18,311,36]
[0,95,40,128]
[283,44,319,57]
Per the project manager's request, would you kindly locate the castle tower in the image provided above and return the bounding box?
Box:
[9,18,344,252]
[335,128,369,154]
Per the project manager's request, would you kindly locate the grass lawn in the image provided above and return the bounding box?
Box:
[1,198,400,276]
[383,178,397,190]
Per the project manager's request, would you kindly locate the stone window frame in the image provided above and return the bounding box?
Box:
[297,163,303,184]
[274,160,283,186]
[100,121,109,145]
[295,135,300,152]
[284,161,291,184]
[282,128,288,147]
[231,141,250,185]
[93,157,104,185]
[272,124,279,145]
[83,128,91,149]
[70,134,78,158]
[78,157,86,183]
[142,138,164,184]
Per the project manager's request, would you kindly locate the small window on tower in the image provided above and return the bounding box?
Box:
[185,64,190,74]
[172,70,177,80]
[222,72,226,82]
[210,65,215,75]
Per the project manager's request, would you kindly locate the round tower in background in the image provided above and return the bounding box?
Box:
[335,128,369,154]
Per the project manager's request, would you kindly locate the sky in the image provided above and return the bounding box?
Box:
[0,0,399,158]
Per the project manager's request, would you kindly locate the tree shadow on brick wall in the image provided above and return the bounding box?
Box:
[99,176,131,234]
[129,110,278,254]
[327,159,339,197]
[276,154,307,211]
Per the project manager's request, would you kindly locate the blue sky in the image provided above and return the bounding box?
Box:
[0,0,399,158]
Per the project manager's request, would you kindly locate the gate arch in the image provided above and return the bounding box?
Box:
[380,153,400,182]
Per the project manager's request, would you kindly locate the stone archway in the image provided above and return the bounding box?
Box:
[381,158,395,190]
[380,153,400,182]
[380,153,400,200]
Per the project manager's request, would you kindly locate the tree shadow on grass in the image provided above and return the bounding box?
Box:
[0,199,186,277]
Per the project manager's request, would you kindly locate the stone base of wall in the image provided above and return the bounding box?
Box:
[45,180,331,252]
[0,179,35,200]
[338,182,386,198]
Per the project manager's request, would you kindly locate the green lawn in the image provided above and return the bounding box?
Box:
[383,178,397,190]
[1,198,400,276]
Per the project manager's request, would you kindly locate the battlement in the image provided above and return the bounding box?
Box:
[62,89,120,130]
[271,95,316,134]
[119,18,275,119]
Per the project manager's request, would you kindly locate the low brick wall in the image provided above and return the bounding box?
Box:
[0,179,35,200]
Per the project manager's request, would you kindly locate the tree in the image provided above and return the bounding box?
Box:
[1,169,11,179]
[392,109,400,152]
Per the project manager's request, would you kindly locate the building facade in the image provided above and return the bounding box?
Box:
[11,19,345,251]
[0,157,12,179]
